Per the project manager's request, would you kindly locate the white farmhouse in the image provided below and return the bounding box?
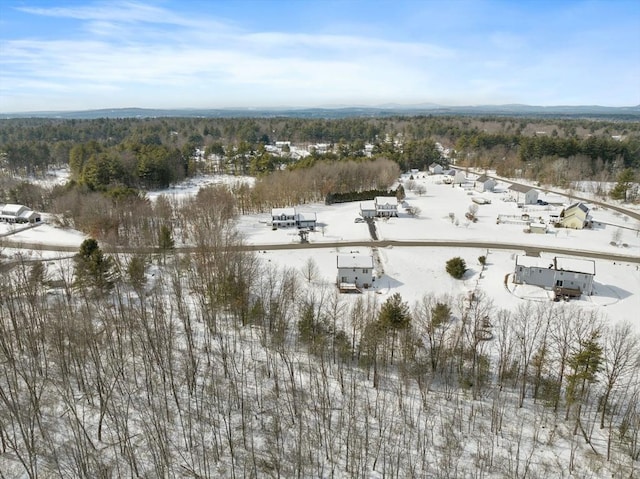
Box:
[337,253,374,290]
[271,207,317,230]
[271,207,297,228]
[0,204,41,224]
[374,196,398,217]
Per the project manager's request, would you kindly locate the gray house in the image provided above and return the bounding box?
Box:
[474,174,497,192]
[360,201,377,218]
[337,253,374,290]
[514,256,595,296]
[296,212,317,230]
[429,162,444,175]
[508,184,539,205]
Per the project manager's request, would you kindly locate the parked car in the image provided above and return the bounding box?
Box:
[537,199,549,205]
[354,217,365,223]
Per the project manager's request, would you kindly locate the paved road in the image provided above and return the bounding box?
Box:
[4,238,638,263]
[453,166,640,222]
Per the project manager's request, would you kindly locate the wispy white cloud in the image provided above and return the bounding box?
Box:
[17,1,212,29]
[2,1,456,110]
[1,0,638,111]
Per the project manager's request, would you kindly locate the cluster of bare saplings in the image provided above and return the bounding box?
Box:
[1,191,639,479]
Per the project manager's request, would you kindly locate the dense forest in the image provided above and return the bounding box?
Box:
[1,115,639,179]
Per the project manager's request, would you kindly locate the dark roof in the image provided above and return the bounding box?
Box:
[508,184,537,194]
[566,202,590,213]
[476,174,493,182]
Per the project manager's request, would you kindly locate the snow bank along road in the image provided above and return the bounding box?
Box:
[2,237,639,264]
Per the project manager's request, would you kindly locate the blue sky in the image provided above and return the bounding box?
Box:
[1,0,639,112]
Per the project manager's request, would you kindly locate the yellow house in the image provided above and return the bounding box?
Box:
[559,202,590,229]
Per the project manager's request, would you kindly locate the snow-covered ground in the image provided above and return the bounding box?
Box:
[2,170,639,328]
[146,174,255,202]
[237,173,640,256]
[258,245,640,330]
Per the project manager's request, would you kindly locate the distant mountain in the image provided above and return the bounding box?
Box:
[3,104,639,120]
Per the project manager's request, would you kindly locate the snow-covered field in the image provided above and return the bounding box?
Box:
[258,245,640,330]
[238,173,640,255]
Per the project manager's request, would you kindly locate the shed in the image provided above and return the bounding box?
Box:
[529,222,547,234]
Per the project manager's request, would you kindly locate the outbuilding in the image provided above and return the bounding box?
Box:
[429,162,444,175]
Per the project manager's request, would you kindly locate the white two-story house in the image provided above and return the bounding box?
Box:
[337,253,374,290]
[374,197,398,217]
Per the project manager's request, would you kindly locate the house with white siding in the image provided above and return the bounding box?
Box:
[453,171,467,186]
[271,207,317,230]
[374,197,398,217]
[0,204,41,224]
[337,253,374,290]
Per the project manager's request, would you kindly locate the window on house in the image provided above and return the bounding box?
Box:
[363,269,369,274]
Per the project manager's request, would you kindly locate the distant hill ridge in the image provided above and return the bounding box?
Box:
[3,104,640,120]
